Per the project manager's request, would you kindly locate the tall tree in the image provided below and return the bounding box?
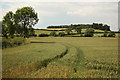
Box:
[29,27,35,36]
[14,7,39,38]
[104,24,110,31]
[0,21,2,36]
[85,28,94,37]
[2,11,15,38]
[75,27,82,34]
[103,30,108,37]
[65,28,72,35]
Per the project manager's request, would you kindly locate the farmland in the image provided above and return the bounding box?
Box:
[35,29,119,37]
[2,37,118,78]
[1,5,119,79]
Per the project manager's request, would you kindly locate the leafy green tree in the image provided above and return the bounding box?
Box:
[58,32,65,37]
[65,28,72,35]
[119,28,120,32]
[75,27,82,34]
[2,7,39,38]
[15,24,24,36]
[2,11,15,38]
[0,21,1,37]
[14,7,39,38]
[2,22,8,38]
[103,30,108,37]
[85,28,94,37]
[93,23,98,29]
[108,31,115,37]
[98,23,103,30]
[29,27,35,36]
[104,24,110,31]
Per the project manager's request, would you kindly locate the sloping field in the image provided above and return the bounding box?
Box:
[2,37,118,78]
[35,30,65,35]
[2,41,66,78]
[35,29,119,37]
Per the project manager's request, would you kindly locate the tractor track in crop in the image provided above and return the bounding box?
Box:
[60,42,85,77]
[28,41,85,77]
[34,43,69,70]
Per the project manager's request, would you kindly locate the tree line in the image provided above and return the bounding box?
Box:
[1,7,39,38]
[47,23,110,31]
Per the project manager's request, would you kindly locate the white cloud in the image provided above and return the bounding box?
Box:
[0,2,58,20]
[0,0,119,2]
[67,6,95,16]
[66,2,118,17]
[37,10,57,16]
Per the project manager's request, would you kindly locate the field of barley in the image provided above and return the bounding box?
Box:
[2,37,118,78]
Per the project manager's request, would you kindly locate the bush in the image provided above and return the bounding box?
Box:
[2,37,25,49]
[108,31,115,37]
[50,31,57,37]
[34,34,37,37]
[38,34,49,37]
[85,28,94,37]
[58,32,65,37]
[16,35,20,37]
[65,28,72,35]
[75,27,82,34]
[102,30,108,37]
[29,34,37,37]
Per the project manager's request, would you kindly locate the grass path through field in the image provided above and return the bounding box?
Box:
[33,45,69,70]
[61,43,85,78]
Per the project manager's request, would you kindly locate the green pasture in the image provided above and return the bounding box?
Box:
[35,29,119,37]
[81,29,105,33]
[2,37,118,78]
[35,30,65,35]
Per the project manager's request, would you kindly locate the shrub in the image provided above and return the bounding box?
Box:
[34,34,37,37]
[29,34,37,37]
[65,28,72,35]
[102,30,108,37]
[12,37,25,45]
[58,32,65,37]
[38,34,49,37]
[75,27,82,34]
[16,35,20,37]
[2,37,25,49]
[85,28,94,37]
[108,31,115,37]
[50,31,57,37]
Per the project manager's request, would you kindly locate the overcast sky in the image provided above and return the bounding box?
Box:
[0,1,119,31]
